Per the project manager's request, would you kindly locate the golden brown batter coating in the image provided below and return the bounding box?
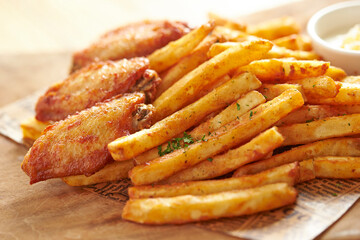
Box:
[22,93,154,184]
[35,58,150,122]
[71,20,190,72]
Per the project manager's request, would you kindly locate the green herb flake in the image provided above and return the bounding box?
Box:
[183,132,194,144]
[331,193,338,196]
[249,110,253,119]
[157,132,196,157]
[236,103,241,111]
[201,134,207,142]
[157,145,164,156]
[164,142,173,154]
[207,157,213,162]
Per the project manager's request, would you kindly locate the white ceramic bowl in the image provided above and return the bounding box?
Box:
[307,1,360,75]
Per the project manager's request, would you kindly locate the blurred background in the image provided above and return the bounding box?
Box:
[0,0,299,55]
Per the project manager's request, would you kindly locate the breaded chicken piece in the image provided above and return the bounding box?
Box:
[22,93,154,184]
[71,20,190,72]
[35,57,160,122]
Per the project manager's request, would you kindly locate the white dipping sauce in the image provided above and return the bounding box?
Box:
[324,24,360,50]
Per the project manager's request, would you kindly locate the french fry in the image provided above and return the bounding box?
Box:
[156,35,218,98]
[134,90,265,166]
[247,16,300,40]
[148,22,215,73]
[129,89,304,185]
[289,76,339,99]
[153,39,273,120]
[212,26,249,42]
[207,42,239,58]
[164,127,283,183]
[258,83,305,101]
[236,59,329,83]
[325,66,347,81]
[122,183,297,224]
[334,104,360,114]
[340,76,360,84]
[233,137,360,177]
[129,162,299,199]
[279,114,360,146]
[208,12,247,31]
[307,82,360,105]
[208,43,320,60]
[62,160,133,186]
[298,159,315,183]
[273,34,312,51]
[275,105,347,126]
[265,45,320,60]
[313,156,360,179]
[20,117,51,143]
[109,72,261,162]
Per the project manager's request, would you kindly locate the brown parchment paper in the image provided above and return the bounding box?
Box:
[1,94,360,240]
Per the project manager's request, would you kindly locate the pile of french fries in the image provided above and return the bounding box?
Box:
[22,15,360,225]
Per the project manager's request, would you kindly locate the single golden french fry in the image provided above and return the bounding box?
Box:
[289,76,339,99]
[307,82,360,105]
[247,16,300,40]
[208,43,320,60]
[275,105,347,126]
[279,114,360,146]
[334,104,360,114]
[62,160,134,186]
[134,90,265,166]
[273,34,312,51]
[211,26,249,42]
[153,39,273,121]
[129,89,304,185]
[233,137,360,177]
[298,159,315,183]
[325,66,347,81]
[208,12,247,31]
[156,35,218,98]
[314,156,360,179]
[237,59,329,83]
[148,22,215,73]
[258,83,305,101]
[122,183,297,224]
[340,76,360,84]
[207,42,239,58]
[164,127,283,183]
[265,45,320,60]
[20,117,51,143]
[129,162,298,199]
[195,74,232,98]
[109,72,261,162]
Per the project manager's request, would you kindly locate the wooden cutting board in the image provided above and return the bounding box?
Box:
[1,0,360,239]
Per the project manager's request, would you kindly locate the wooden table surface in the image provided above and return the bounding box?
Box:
[1,0,360,239]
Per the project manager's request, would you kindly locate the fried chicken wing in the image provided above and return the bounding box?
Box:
[22,93,154,184]
[71,20,190,72]
[35,57,159,122]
